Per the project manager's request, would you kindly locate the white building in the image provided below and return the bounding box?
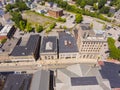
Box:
[75,23,107,59]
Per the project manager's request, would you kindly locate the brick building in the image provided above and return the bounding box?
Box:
[48,8,63,18]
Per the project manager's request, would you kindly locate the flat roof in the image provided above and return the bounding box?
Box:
[0,25,12,36]
[59,31,79,53]
[2,38,20,52]
[30,70,50,90]
[100,62,120,88]
[3,74,32,90]
[79,23,95,37]
[10,35,40,56]
[71,77,98,86]
[49,7,63,12]
[40,36,57,53]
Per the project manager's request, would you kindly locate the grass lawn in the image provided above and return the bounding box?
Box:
[22,11,56,27]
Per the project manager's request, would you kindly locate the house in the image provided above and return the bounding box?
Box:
[84,5,93,11]
[58,31,79,59]
[40,36,58,60]
[10,35,41,62]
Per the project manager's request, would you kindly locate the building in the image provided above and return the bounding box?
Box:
[0,25,16,40]
[55,63,111,90]
[48,8,63,18]
[0,70,54,90]
[3,73,32,90]
[75,23,107,59]
[2,13,13,24]
[59,31,79,59]
[0,37,20,62]
[10,35,40,62]
[30,70,54,90]
[40,36,58,60]
[84,5,93,11]
[100,62,120,89]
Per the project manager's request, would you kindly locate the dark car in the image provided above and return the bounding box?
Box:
[108,33,112,36]
[105,50,110,53]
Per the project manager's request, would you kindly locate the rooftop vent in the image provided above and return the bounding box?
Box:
[46,41,53,50]
[64,40,67,46]
[22,52,25,55]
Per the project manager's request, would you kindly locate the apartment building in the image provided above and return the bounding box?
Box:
[40,36,58,60]
[75,23,107,59]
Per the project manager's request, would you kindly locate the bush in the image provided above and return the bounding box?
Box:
[0,38,7,44]
[107,37,120,60]
[57,17,66,22]
[75,14,83,23]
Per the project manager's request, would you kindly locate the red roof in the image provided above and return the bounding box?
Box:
[0,36,7,40]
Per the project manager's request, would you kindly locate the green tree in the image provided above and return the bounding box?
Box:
[11,12,23,28]
[80,0,86,8]
[19,20,26,31]
[50,23,56,29]
[98,0,107,9]
[93,3,98,10]
[36,25,43,33]
[25,22,32,32]
[75,14,83,23]
[5,4,15,12]
[100,6,110,14]
[107,37,120,60]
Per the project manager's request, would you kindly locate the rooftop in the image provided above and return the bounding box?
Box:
[0,25,13,36]
[49,7,63,12]
[100,62,120,88]
[10,35,40,56]
[2,38,20,52]
[59,31,79,53]
[79,23,106,41]
[3,74,32,90]
[71,77,98,86]
[30,70,50,90]
[40,36,57,53]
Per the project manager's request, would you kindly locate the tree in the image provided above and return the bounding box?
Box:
[25,22,32,32]
[57,17,66,22]
[75,14,83,23]
[107,37,120,60]
[5,4,15,12]
[80,0,86,8]
[50,23,56,29]
[11,12,23,28]
[102,24,107,30]
[100,6,110,14]
[98,0,107,9]
[19,20,26,31]
[93,3,98,10]
[90,23,93,29]
[36,25,43,33]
